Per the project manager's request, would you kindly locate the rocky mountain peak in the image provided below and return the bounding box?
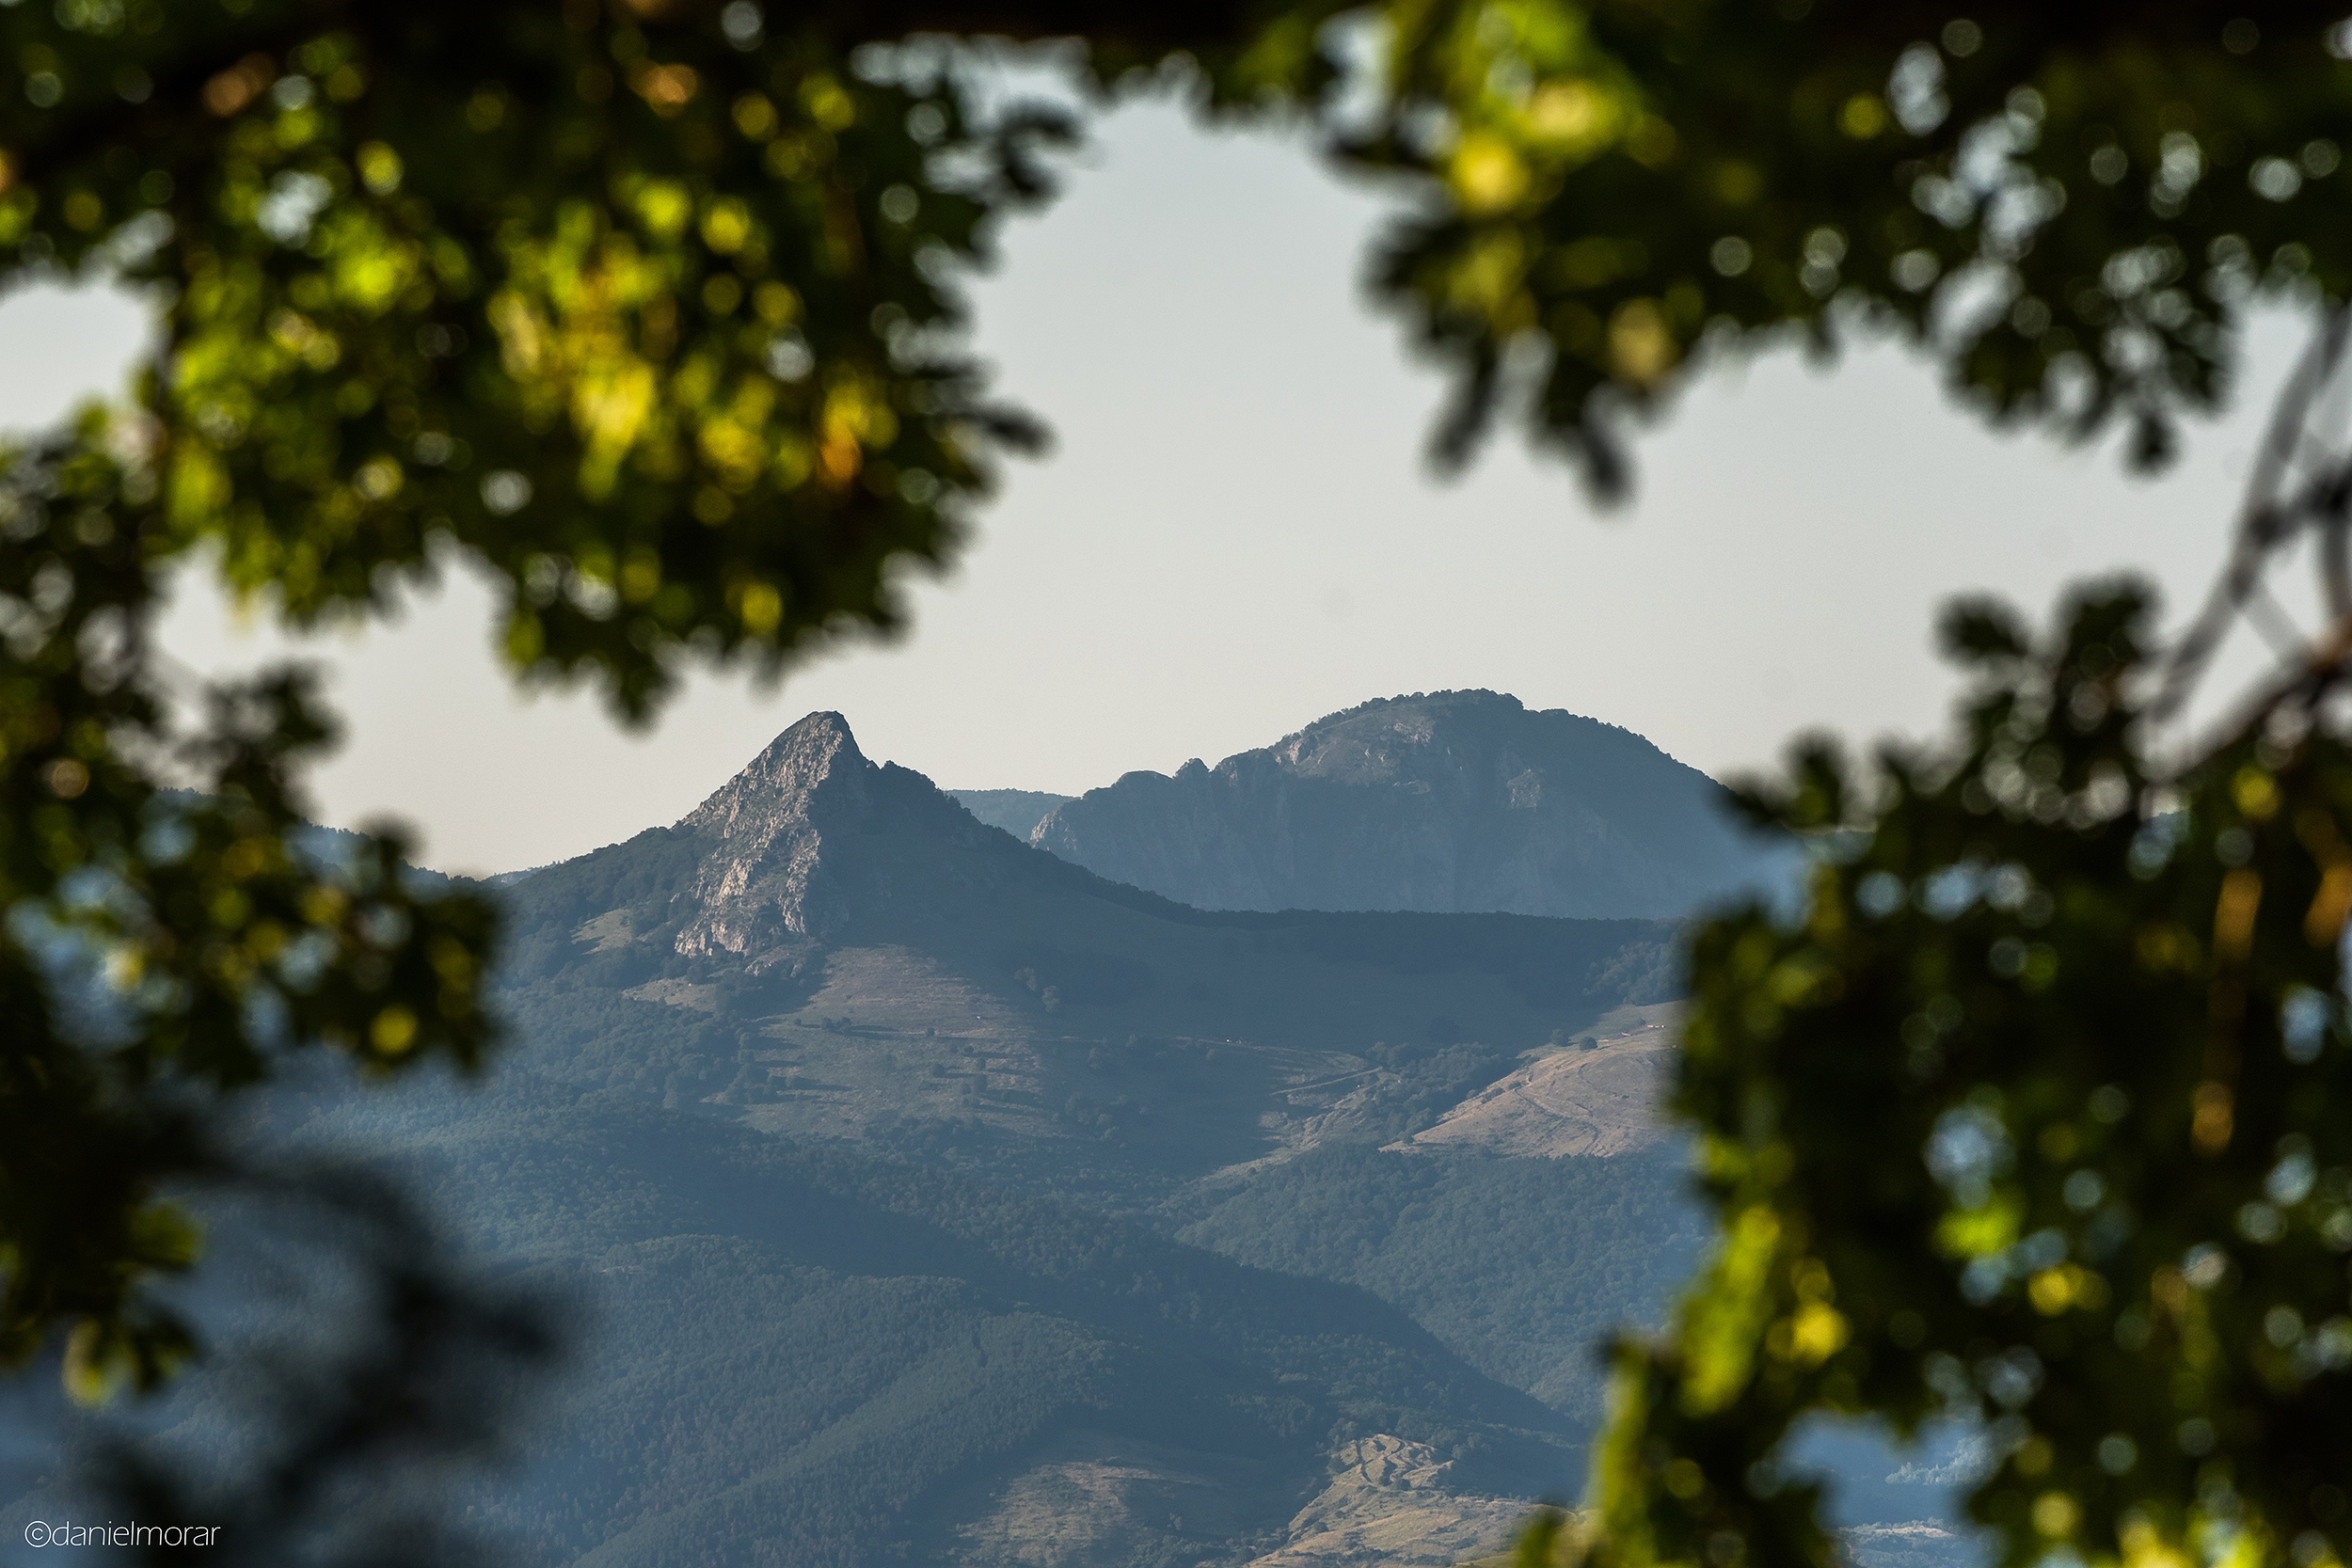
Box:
[678,711,871,837]
[1268,691,1533,785]
[664,712,1063,962]
[673,712,882,957]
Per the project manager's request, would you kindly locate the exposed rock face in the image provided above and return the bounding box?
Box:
[670,710,1011,958]
[674,712,871,954]
[1243,1435,1531,1568]
[1030,690,1774,919]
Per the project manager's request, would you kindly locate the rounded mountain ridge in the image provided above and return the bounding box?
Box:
[1030,689,1773,920]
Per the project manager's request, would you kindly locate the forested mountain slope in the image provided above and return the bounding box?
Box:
[1028,691,1779,919]
[1176,1145,1705,1421]
[5,712,1749,1568]
[380,1105,1581,1568]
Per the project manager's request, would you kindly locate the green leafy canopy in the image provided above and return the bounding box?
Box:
[1586,586,2352,1568]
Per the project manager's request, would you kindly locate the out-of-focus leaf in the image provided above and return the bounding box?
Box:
[1592,583,2352,1568]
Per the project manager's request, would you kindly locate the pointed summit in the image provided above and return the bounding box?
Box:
[665,711,1055,960]
[674,712,882,956]
[679,711,871,836]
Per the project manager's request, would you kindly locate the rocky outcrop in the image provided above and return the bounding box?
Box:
[1030,691,1777,919]
[1243,1435,1533,1568]
[662,715,1091,961]
[672,713,872,954]
[670,711,1013,958]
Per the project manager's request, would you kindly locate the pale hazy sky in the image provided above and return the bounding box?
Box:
[0,98,2312,875]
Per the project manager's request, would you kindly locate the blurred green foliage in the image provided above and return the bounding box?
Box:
[1345,3,2352,489]
[0,415,499,1395]
[1593,590,2352,1568]
[2,3,1071,712]
[5,11,2351,1568]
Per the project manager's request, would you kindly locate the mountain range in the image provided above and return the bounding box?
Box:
[491,711,1684,1205]
[0,701,1955,1568]
[964,691,1779,920]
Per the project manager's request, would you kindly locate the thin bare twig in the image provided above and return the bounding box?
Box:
[2154,305,2352,723]
[2152,306,2352,752]
[2240,578,2310,665]
[2160,609,2352,782]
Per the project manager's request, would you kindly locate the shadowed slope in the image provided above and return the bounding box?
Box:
[947,789,1073,841]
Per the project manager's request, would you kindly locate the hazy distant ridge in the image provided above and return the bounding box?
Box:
[947,788,1073,841]
[1029,689,1772,919]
